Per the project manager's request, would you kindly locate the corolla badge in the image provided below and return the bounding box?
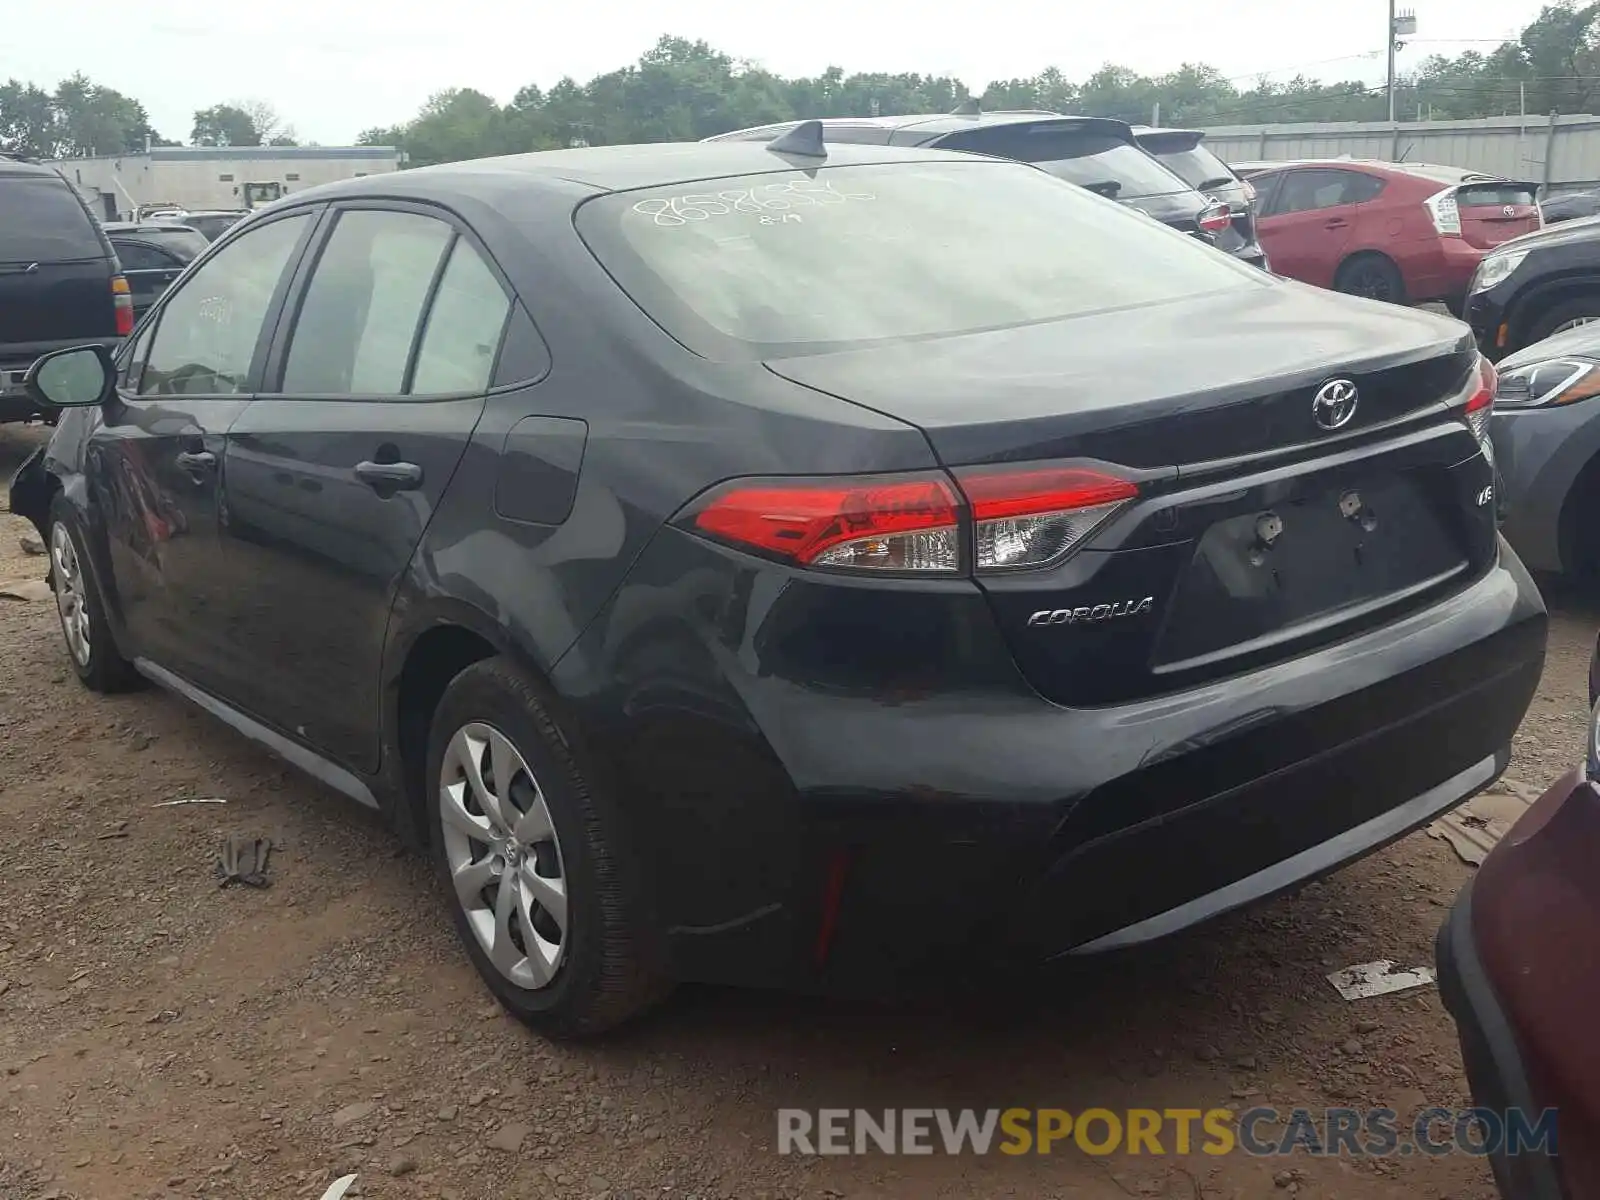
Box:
[1028,597,1155,626]
[1312,379,1360,431]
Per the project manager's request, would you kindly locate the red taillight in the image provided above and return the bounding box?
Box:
[1198,201,1231,234]
[955,465,1139,571]
[687,472,961,571]
[1464,356,1496,444]
[681,464,1140,574]
[111,275,134,337]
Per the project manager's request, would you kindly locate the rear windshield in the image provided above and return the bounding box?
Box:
[140,227,211,259]
[576,160,1262,360]
[1456,183,1538,209]
[0,175,105,262]
[185,213,245,241]
[1147,144,1238,191]
[940,126,1192,200]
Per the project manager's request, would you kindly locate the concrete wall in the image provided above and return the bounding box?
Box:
[49,145,401,218]
[1197,114,1600,195]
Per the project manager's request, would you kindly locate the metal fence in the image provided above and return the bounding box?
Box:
[1197,114,1600,195]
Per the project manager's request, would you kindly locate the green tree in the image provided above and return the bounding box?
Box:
[0,79,56,157]
[52,74,158,155]
[192,103,261,147]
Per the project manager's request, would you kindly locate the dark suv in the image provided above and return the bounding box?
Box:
[706,108,1267,266]
[1132,126,1265,269]
[9,138,1544,1038]
[0,160,133,422]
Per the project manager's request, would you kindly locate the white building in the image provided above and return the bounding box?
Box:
[47,145,402,220]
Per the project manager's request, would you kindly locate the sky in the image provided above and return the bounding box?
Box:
[0,0,1556,145]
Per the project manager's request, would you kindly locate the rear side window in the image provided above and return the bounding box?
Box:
[0,175,104,262]
[576,160,1261,360]
[1267,169,1384,215]
[410,239,511,395]
[280,209,452,395]
[939,126,1191,200]
[113,241,180,270]
[1456,183,1538,208]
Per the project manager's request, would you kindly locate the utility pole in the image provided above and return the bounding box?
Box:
[1387,0,1398,124]
[1388,4,1417,126]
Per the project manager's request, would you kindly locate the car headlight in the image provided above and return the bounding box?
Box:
[1496,358,1600,408]
[1471,249,1530,294]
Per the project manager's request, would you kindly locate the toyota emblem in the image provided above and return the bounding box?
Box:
[1313,379,1360,430]
[1503,205,1517,217]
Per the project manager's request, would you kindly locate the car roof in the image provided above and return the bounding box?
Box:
[103,222,203,235]
[1234,158,1513,184]
[706,112,1135,144]
[0,159,67,181]
[290,139,1005,204]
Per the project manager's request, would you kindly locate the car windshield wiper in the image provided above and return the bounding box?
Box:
[0,262,40,275]
[1081,180,1122,198]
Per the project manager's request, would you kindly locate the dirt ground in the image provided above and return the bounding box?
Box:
[0,420,1591,1200]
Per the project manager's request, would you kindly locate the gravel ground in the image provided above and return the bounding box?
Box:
[0,420,1592,1200]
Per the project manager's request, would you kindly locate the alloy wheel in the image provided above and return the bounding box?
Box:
[438,721,568,989]
[50,523,91,668]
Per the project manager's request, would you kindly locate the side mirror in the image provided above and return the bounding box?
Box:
[26,344,115,409]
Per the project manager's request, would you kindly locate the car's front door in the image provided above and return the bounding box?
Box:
[90,210,317,693]
[1254,168,1377,288]
[217,204,510,771]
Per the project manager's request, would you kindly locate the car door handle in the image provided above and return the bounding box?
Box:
[175,450,216,471]
[1325,218,1349,229]
[354,460,423,490]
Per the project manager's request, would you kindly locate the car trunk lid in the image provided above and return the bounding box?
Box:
[767,287,1496,705]
[1453,180,1543,249]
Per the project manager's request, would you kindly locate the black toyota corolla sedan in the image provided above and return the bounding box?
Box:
[9,127,1546,1037]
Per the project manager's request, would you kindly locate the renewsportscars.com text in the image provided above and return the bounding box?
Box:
[776,1107,1559,1158]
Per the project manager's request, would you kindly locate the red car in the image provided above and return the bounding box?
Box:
[1437,634,1600,1197]
[1241,160,1542,313]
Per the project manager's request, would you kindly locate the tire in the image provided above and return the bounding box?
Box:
[1334,253,1408,305]
[1525,295,1600,348]
[47,495,140,693]
[425,657,670,1038]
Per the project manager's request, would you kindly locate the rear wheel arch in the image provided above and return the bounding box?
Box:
[1333,250,1407,303]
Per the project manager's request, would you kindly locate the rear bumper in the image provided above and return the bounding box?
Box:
[1410,238,1489,306]
[561,530,1546,991]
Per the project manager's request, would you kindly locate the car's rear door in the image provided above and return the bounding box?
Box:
[88,209,319,693]
[219,202,507,771]
[1454,180,1543,249]
[1253,168,1379,288]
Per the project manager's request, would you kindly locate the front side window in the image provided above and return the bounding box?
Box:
[576,160,1261,360]
[410,239,511,395]
[279,209,452,395]
[139,213,310,395]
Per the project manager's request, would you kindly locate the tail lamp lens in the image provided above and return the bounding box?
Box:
[957,466,1139,570]
[1198,201,1231,234]
[1464,356,1496,445]
[687,474,961,572]
[111,275,134,337]
[682,465,1140,574]
[1426,189,1462,237]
